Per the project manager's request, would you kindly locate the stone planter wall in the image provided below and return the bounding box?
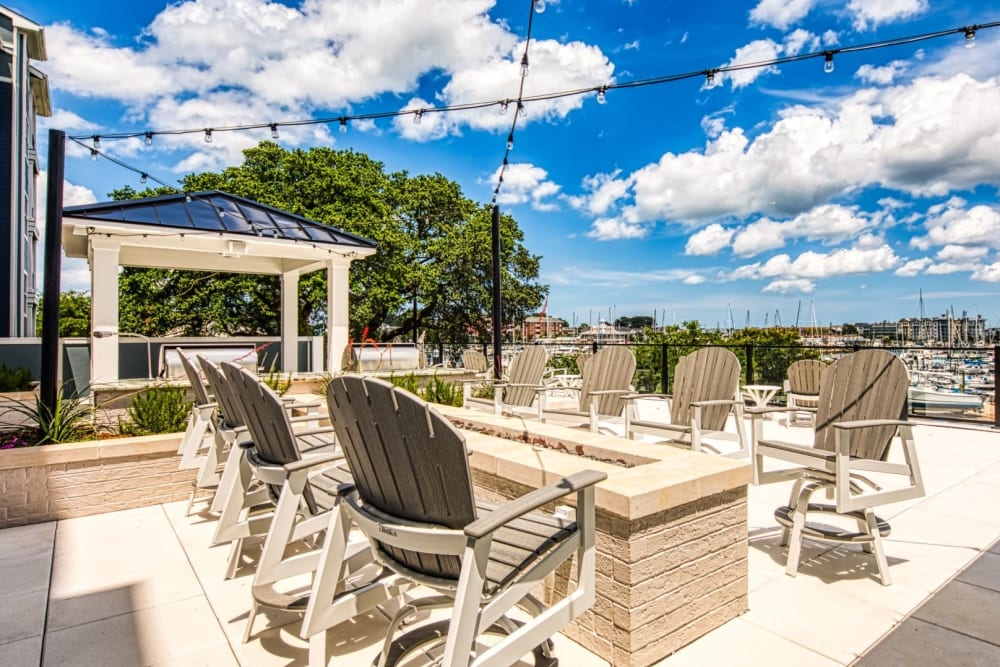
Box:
[0,434,188,528]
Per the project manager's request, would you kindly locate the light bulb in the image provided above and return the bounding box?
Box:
[520,54,529,77]
[597,87,607,104]
[534,0,546,13]
[184,193,193,203]
[823,52,835,74]
[204,128,213,143]
[140,173,147,184]
[965,28,977,48]
[499,100,509,115]
[144,131,153,146]
[90,149,98,162]
[270,123,279,139]
[92,135,101,149]
[413,110,423,125]
[517,101,527,118]
[506,132,514,150]
[339,118,347,133]
[705,70,716,89]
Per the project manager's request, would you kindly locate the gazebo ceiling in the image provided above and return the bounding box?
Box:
[62,191,377,274]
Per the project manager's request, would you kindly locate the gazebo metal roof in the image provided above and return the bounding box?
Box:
[62,191,376,275]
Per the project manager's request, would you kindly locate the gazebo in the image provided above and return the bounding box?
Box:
[60,191,377,383]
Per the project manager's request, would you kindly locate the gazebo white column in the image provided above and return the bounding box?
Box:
[327,259,351,372]
[280,269,299,373]
[89,236,122,383]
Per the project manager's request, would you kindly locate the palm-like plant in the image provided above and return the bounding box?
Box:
[1,390,96,445]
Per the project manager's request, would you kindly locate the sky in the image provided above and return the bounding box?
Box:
[19,0,1000,330]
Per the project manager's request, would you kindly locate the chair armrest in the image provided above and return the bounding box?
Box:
[833,419,907,430]
[465,470,607,539]
[587,389,629,396]
[623,392,671,401]
[537,385,581,395]
[690,399,741,408]
[284,452,343,473]
[746,405,789,417]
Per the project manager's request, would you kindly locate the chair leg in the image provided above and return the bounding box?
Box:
[184,483,198,517]
[785,507,806,578]
[865,509,892,586]
[226,537,244,579]
[243,599,259,643]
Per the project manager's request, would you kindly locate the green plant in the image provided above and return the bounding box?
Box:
[121,387,193,436]
[424,375,463,407]
[0,363,33,392]
[0,390,97,445]
[387,372,421,396]
[262,366,293,396]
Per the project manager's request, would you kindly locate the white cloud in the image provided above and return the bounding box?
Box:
[972,262,1000,282]
[36,172,98,293]
[701,115,726,138]
[43,0,613,150]
[821,30,840,47]
[732,218,786,257]
[683,275,706,285]
[565,170,631,216]
[783,29,818,56]
[937,245,989,262]
[722,39,783,89]
[586,217,647,240]
[730,243,899,281]
[911,201,1000,251]
[574,73,1000,227]
[762,278,815,293]
[749,0,816,30]
[488,162,561,210]
[847,0,929,31]
[855,60,907,85]
[685,224,734,256]
[894,258,932,277]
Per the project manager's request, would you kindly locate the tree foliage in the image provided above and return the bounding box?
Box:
[111,143,545,341]
[37,291,92,337]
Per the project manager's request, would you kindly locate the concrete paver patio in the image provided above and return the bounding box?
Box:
[1,418,998,666]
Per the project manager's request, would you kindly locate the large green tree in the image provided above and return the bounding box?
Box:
[36,291,92,337]
[113,142,545,342]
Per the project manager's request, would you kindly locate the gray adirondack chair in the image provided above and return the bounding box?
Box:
[176,350,223,514]
[751,349,925,585]
[461,348,491,377]
[785,358,826,424]
[624,347,749,458]
[323,374,606,667]
[537,346,636,432]
[464,345,548,416]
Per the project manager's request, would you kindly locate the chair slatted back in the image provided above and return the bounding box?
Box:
[221,363,301,467]
[579,347,636,417]
[326,375,476,579]
[813,350,908,460]
[504,346,548,407]
[671,347,741,431]
[178,349,212,407]
[198,356,244,430]
[462,349,489,374]
[787,359,826,396]
[576,352,592,375]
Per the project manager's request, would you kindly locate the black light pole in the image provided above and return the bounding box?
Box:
[40,129,65,412]
[491,204,503,379]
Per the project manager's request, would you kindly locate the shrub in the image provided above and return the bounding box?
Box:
[122,386,193,436]
[386,373,462,407]
[262,366,292,396]
[0,390,97,445]
[0,363,32,392]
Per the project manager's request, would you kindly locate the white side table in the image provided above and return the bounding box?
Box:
[742,384,780,408]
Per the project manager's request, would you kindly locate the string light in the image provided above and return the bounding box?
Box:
[534,0,546,13]
[144,131,153,146]
[204,128,213,143]
[140,173,147,184]
[517,101,526,117]
[339,118,348,133]
[92,135,101,149]
[823,51,835,74]
[506,132,514,150]
[270,123,279,139]
[90,148,98,162]
[705,69,717,88]
[520,53,529,77]
[596,86,607,104]
[413,109,423,124]
[499,99,509,115]
[965,27,977,47]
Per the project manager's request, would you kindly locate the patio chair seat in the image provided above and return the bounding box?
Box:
[774,503,891,542]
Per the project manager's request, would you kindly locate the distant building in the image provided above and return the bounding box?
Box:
[521,315,564,340]
[0,6,49,337]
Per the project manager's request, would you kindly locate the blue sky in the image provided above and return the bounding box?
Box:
[20,0,1000,329]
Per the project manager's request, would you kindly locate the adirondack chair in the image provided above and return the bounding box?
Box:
[175,350,223,514]
[623,347,749,458]
[206,360,337,579]
[321,374,606,667]
[785,358,826,424]
[218,362,385,647]
[464,345,548,416]
[751,349,925,585]
[461,348,491,377]
[536,346,637,433]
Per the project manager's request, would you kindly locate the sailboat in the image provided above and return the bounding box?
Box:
[908,370,984,415]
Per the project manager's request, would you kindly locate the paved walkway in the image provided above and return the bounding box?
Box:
[0,420,998,666]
